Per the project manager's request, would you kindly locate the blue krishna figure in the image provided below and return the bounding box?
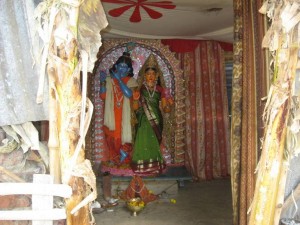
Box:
[99,48,138,165]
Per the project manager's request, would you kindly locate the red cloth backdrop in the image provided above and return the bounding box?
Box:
[162,40,231,180]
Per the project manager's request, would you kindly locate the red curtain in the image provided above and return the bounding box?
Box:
[162,40,231,180]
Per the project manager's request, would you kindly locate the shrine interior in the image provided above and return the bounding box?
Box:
[86,0,234,223]
[3,1,300,225]
[0,0,234,224]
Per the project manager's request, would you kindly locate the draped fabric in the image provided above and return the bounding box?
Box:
[0,0,49,126]
[163,40,231,181]
[230,1,267,224]
[131,87,165,174]
[161,39,233,53]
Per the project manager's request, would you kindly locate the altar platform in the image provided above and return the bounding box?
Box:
[97,166,193,198]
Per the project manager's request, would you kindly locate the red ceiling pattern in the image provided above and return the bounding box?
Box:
[102,0,176,22]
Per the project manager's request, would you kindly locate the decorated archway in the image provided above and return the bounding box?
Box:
[86,39,185,174]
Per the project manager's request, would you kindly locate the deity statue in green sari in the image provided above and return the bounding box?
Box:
[131,54,173,175]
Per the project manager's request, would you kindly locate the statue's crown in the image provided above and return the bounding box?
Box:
[144,54,158,69]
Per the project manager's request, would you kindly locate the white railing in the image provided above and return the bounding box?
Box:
[0,174,72,225]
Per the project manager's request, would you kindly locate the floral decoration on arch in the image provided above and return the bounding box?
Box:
[102,0,176,23]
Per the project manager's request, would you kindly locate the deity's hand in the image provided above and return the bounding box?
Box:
[163,105,172,113]
[162,97,172,113]
[167,98,174,106]
[111,70,122,81]
[132,90,140,110]
[133,90,140,101]
[163,88,174,107]
[111,71,132,98]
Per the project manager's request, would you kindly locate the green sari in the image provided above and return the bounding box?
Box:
[131,86,166,174]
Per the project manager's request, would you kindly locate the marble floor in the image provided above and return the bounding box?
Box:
[93,178,233,225]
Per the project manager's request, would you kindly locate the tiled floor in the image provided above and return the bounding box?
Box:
[94,178,233,225]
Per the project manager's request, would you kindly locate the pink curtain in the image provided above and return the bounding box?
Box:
[162,40,231,180]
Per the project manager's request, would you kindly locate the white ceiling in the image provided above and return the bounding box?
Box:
[100,0,234,43]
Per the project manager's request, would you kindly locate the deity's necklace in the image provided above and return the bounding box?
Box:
[112,79,123,108]
[145,83,156,100]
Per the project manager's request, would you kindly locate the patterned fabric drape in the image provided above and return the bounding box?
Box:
[231,0,267,224]
[176,41,231,181]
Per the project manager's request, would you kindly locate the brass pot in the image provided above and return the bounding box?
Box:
[126,198,145,216]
